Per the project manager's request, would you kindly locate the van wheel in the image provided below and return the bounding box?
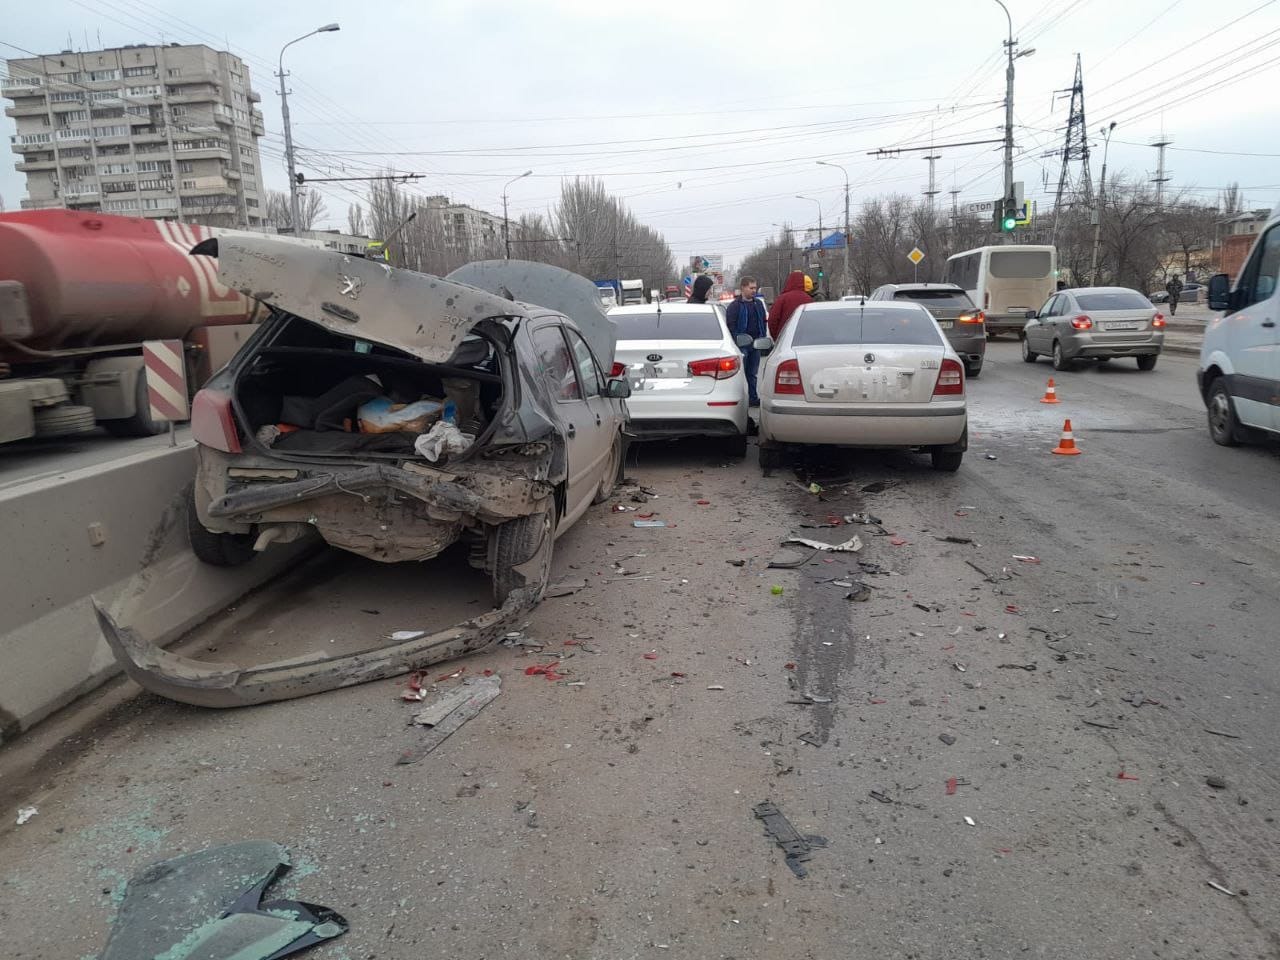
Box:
[491,505,555,606]
[187,486,256,567]
[592,432,626,504]
[1052,341,1071,371]
[1206,379,1241,447]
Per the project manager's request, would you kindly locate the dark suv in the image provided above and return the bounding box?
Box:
[868,283,987,377]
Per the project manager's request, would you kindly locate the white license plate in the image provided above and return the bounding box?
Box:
[937,321,953,329]
[1104,321,1139,330]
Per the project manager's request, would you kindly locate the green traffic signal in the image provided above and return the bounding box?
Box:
[1001,214,1017,232]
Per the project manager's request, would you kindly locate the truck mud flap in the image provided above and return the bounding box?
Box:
[93,589,533,709]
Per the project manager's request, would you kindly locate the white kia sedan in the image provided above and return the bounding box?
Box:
[758,300,968,471]
[609,303,751,457]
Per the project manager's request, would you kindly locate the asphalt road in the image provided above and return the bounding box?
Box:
[2,341,1278,960]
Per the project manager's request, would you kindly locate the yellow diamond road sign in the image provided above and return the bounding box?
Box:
[907,247,925,265]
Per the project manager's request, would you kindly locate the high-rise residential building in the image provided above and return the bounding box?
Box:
[422,194,504,255]
[3,43,267,226]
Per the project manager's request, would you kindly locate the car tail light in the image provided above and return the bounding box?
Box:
[774,359,803,395]
[191,388,242,453]
[1071,314,1093,330]
[609,361,627,378]
[932,358,964,397]
[958,311,985,324]
[1151,313,1166,329]
[688,355,740,379]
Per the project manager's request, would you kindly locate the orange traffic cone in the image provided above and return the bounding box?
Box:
[1052,419,1081,456]
[1039,378,1061,404]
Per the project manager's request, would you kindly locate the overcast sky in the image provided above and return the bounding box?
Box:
[3,0,1278,267]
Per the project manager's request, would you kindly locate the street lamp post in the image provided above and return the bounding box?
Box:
[796,195,824,295]
[1090,122,1117,285]
[277,23,339,234]
[502,170,533,259]
[817,161,851,294]
[992,1,1033,244]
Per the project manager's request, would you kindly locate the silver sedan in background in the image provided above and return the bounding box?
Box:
[1021,286,1166,371]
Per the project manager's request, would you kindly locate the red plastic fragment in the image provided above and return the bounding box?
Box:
[784,662,796,670]
[696,499,710,505]
[1005,604,1020,614]
[643,653,659,660]
[945,777,958,795]
[869,697,887,704]
[890,537,908,546]
[670,671,687,678]
[1117,771,1139,781]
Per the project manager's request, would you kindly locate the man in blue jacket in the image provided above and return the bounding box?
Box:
[726,276,768,407]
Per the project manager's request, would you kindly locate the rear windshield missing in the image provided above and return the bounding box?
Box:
[1074,291,1153,311]
[989,250,1053,279]
[893,289,975,309]
[614,309,724,340]
[792,307,944,347]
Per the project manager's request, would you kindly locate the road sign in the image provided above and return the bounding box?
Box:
[907,247,925,265]
[696,254,724,272]
[1016,200,1035,226]
[964,199,999,214]
[143,339,189,422]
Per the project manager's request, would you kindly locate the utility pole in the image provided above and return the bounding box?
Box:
[923,154,941,211]
[993,1,1033,244]
[277,23,340,234]
[817,161,852,295]
[502,169,532,259]
[1090,122,1117,285]
[796,195,825,295]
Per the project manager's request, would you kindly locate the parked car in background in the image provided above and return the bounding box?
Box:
[1150,281,1205,304]
[868,282,987,377]
[758,300,968,471]
[1199,202,1280,446]
[609,302,750,457]
[945,244,1057,338]
[1021,286,1165,371]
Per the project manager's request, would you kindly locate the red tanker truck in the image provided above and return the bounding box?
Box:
[0,209,267,445]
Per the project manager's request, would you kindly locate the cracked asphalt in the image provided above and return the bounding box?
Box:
[1,341,1277,959]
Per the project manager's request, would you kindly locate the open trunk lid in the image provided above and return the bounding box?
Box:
[212,237,523,364]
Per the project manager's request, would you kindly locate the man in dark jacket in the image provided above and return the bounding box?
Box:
[726,276,768,406]
[688,274,714,304]
[1165,274,1184,316]
[767,270,813,339]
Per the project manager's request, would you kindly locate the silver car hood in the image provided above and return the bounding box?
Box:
[213,238,525,363]
[447,260,618,367]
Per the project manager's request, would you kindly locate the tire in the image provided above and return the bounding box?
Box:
[1021,337,1038,363]
[187,486,256,567]
[592,432,625,504]
[931,449,963,472]
[1206,379,1240,447]
[1136,354,1158,371]
[723,431,749,459]
[758,442,786,471]
[103,371,165,437]
[1052,341,1071,372]
[966,362,982,379]
[33,404,97,438]
[490,505,555,606]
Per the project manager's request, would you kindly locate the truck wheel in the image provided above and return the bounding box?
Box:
[1206,379,1241,447]
[104,371,165,437]
[187,486,256,567]
[592,432,626,504]
[490,505,555,606]
[33,404,97,438]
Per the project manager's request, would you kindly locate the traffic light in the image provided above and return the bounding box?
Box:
[1000,198,1019,233]
[817,266,824,282]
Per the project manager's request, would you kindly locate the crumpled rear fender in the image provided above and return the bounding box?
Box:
[93,588,533,708]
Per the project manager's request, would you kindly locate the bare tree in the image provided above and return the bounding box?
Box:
[347,202,366,237]
[264,188,326,232]
[1161,199,1219,280]
[1219,181,1242,217]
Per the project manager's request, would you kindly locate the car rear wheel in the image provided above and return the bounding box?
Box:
[758,442,786,471]
[966,362,982,379]
[723,432,749,459]
[1021,337,1037,363]
[1052,341,1071,371]
[1206,379,1240,447]
[187,486,256,567]
[490,505,555,606]
[592,431,626,504]
[1136,354,1158,371]
[931,449,963,472]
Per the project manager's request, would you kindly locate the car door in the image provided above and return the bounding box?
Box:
[531,322,604,528]
[1224,224,1280,430]
[1029,294,1059,351]
[565,323,620,468]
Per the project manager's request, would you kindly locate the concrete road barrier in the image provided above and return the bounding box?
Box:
[0,442,312,742]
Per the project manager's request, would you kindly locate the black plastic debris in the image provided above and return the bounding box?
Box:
[99,841,347,960]
[997,663,1038,671]
[753,801,828,878]
[845,582,873,602]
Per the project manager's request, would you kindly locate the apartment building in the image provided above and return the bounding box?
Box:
[422,194,503,255]
[3,43,266,227]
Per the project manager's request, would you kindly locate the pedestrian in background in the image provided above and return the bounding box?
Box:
[727,276,767,407]
[1165,274,1184,316]
[688,274,714,304]
[767,270,814,339]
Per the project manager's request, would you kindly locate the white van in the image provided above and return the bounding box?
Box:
[1198,201,1280,446]
[945,245,1057,337]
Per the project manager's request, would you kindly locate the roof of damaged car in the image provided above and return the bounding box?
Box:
[213,237,527,363]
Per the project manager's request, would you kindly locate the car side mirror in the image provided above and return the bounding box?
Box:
[1207,273,1232,312]
[1025,309,1038,320]
[735,332,753,348]
[753,336,775,353]
[605,378,632,400]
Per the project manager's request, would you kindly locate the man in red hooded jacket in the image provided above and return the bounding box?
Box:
[767,270,813,339]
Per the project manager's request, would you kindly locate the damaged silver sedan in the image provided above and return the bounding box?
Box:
[96,242,629,707]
